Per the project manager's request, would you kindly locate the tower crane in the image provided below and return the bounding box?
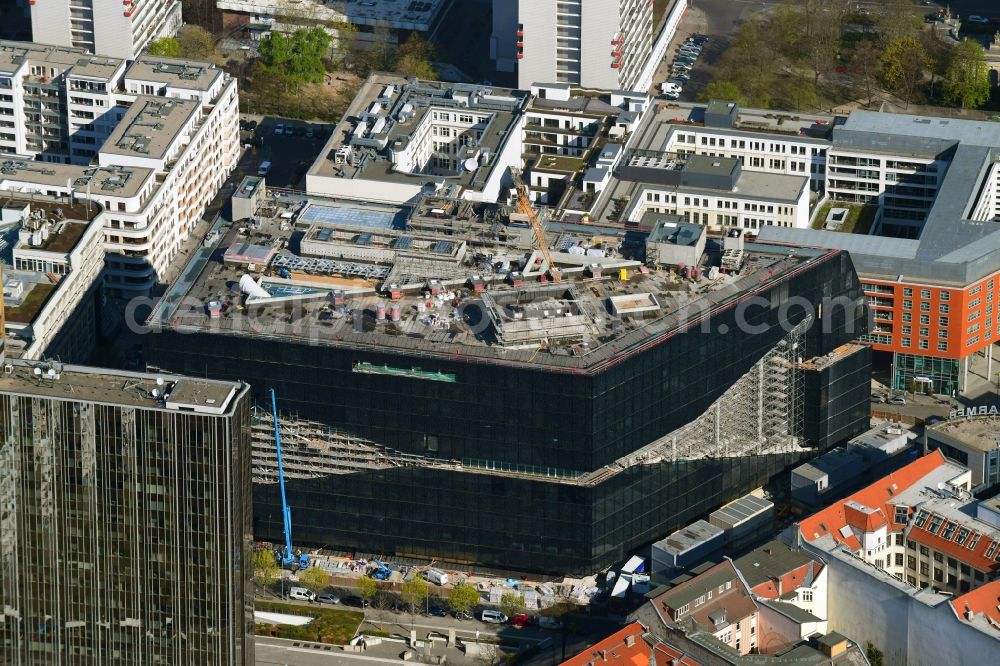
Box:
[511,169,562,282]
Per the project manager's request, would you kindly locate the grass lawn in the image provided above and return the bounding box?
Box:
[812,200,877,234]
[255,600,363,645]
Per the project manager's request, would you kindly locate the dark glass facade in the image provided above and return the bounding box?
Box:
[148,249,870,574]
[0,368,254,665]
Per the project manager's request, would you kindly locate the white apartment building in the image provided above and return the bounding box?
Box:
[29,0,182,59]
[492,0,654,91]
[0,195,105,362]
[307,75,528,204]
[591,152,810,232]
[663,103,829,194]
[0,42,240,295]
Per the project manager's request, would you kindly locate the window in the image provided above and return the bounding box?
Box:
[895,533,904,546]
[947,557,957,568]
[920,302,930,312]
[938,342,948,351]
[920,562,929,576]
[956,528,970,545]
[904,300,913,310]
[920,545,930,556]
[903,288,913,296]
[895,505,909,524]
[933,568,943,583]
[921,289,931,299]
[895,553,904,567]
[933,552,943,563]
[902,337,911,347]
[920,315,930,325]
[902,312,912,323]
[940,291,950,301]
[907,555,917,570]
[919,340,929,350]
[940,304,950,313]
[961,564,971,575]
[801,590,813,602]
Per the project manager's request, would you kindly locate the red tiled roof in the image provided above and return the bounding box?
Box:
[751,561,823,599]
[652,642,704,666]
[844,502,887,533]
[561,622,649,666]
[951,579,1000,627]
[798,450,947,550]
[907,519,1000,573]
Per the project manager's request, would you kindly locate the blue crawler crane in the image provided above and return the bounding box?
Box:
[271,388,309,571]
[370,560,392,580]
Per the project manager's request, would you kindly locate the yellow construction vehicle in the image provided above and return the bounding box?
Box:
[511,169,561,283]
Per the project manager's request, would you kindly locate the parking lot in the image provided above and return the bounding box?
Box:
[240,116,334,190]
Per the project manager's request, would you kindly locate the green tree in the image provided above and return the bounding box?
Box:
[253,549,279,588]
[148,37,182,57]
[298,566,330,593]
[865,642,884,666]
[357,574,378,623]
[880,35,929,107]
[698,80,744,105]
[259,28,332,84]
[499,592,525,620]
[394,33,438,80]
[177,25,216,59]
[943,38,992,109]
[401,576,429,618]
[448,581,480,615]
[850,41,883,108]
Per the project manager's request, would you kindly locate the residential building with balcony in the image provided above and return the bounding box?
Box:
[0,42,240,296]
[1,194,105,363]
[759,112,1000,395]
[492,0,654,91]
[28,0,181,59]
[216,0,453,49]
[306,74,529,205]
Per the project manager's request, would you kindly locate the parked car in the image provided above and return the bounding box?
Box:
[925,415,944,425]
[306,127,315,138]
[247,119,258,130]
[340,596,364,607]
[889,395,907,405]
[316,593,340,605]
[664,92,680,100]
[481,610,507,624]
[288,587,315,602]
[453,610,473,620]
[294,125,306,137]
[670,73,690,82]
[967,15,989,24]
[511,613,531,628]
[537,616,564,630]
[693,34,709,43]
[871,393,886,403]
[274,123,285,135]
[428,607,449,617]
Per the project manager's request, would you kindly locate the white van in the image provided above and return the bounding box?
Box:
[288,586,315,601]
[481,609,507,624]
[422,568,449,586]
[257,161,272,176]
